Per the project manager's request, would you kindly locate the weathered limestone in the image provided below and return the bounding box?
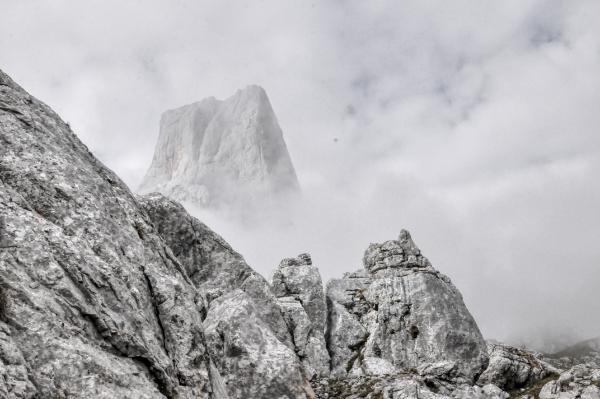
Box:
[0,68,227,398]
[310,372,509,399]
[325,230,489,385]
[0,322,36,398]
[139,85,301,209]
[204,290,315,399]
[0,66,511,398]
[138,192,293,349]
[269,254,330,379]
[538,364,600,399]
[478,342,556,390]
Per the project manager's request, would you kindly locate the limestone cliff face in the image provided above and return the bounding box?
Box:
[324,230,490,386]
[139,85,300,208]
[0,68,227,398]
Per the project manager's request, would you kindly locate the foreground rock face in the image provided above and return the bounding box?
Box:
[138,192,293,349]
[0,68,226,398]
[269,254,330,379]
[325,230,489,385]
[478,342,555,391]
[138,85,301,209]
[0,68,311,399]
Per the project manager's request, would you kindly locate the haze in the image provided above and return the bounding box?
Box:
[2,1,599,352]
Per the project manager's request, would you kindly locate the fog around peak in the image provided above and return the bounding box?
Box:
[2,1,600,352]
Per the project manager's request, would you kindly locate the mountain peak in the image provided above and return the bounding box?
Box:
[139,85,300,209]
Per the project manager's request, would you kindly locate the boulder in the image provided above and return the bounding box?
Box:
[325,230,489,384]
[203,289,315,399]
[478,342,555,390]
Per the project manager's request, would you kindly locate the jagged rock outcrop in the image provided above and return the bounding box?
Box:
[325,230,489,386]
[139,85,300,209]
[204,290,314,399]
[0,66,508,399]
[0,67,227,398]
[537,364,600,399]
[269,254,330,379]
[139,192,317,398]
[478,342,556,391]
[0,67,313,399]
[138,192,293,349]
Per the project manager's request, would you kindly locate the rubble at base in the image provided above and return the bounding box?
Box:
[309,371,510,399]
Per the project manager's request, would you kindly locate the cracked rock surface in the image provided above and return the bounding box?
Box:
[310,371,509,399]
[204,289,315,399]
[478,342,556,391]
[0,67,228,398]
[0,67,504,399]
[325,230,489,385]
[138,192,294,350]
[538,364,600,399]
[269,253,330,379]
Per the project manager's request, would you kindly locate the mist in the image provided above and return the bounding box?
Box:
[2,0,599,352]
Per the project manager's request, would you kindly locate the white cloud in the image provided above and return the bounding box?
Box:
[2,0,599,350]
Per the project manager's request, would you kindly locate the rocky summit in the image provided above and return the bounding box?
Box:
[2,68,597,399]
[138,85,301,210]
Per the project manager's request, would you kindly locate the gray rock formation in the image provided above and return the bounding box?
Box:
[0,68,229,398]
[204,289,314,399]
[139,85,300,210]
[325,230,489,385]
[138,192,293,349]
[0,67,312,399]
[478,342,556,391]
[139,192,316,398]
[0,67,506,398]
[0,322,36,398]
[538,364,600,399]
[269,254,330,379]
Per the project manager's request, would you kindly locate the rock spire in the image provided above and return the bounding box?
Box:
[139,85,301,210]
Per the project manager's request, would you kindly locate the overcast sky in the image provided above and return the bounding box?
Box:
[2,0,600,351]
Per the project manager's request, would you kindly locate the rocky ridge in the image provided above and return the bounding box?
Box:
[0,67,579,399]
[325,230,489,387]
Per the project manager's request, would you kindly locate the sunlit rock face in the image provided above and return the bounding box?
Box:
[325,230,490,386]
[139,85,300,210]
